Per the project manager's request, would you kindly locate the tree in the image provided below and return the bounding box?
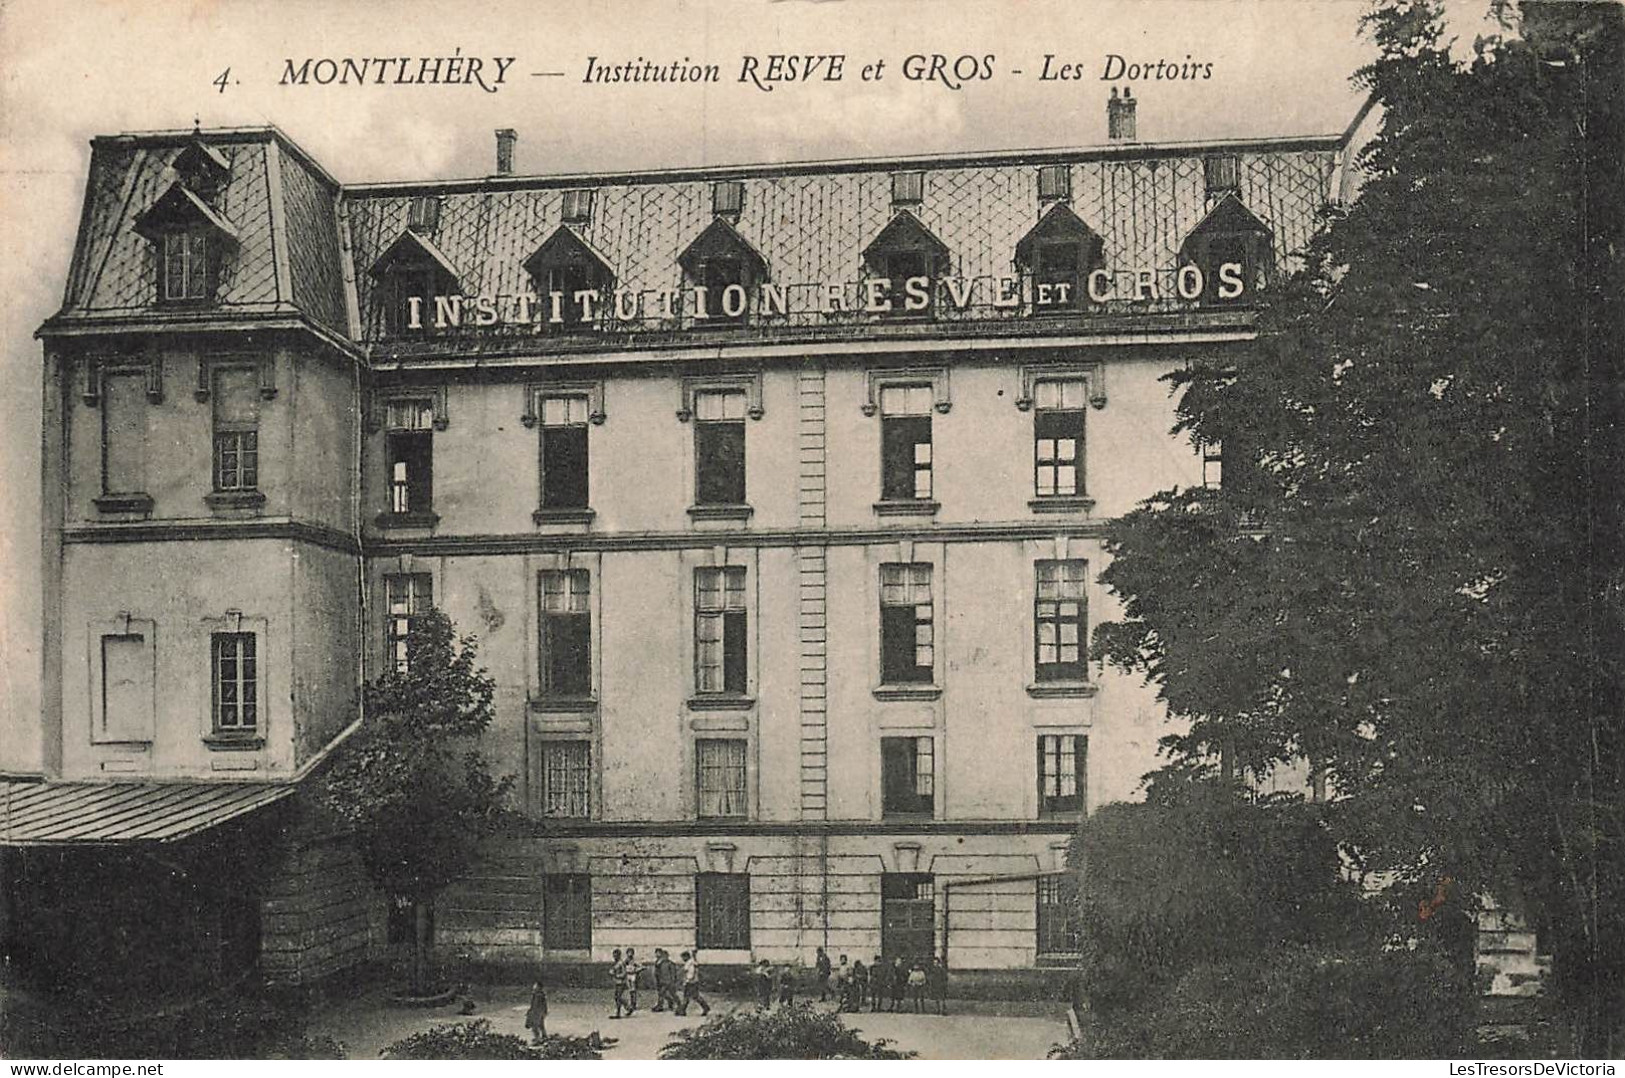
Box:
[315,610,512,995]
[1092,0,1624,1053]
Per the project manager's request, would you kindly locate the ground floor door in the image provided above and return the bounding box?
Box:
[881,872,936,963]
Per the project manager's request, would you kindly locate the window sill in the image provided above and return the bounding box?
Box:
[205,490,267,512]
[529,696,598,714]
[873,499,940,517]
[203,733,265,751]
[1027,681,1099,699]
[687,694,756,711]
[532,507,596,525]
[1029,496,1095,515]
[93,493,155,515]
[873,684,942,702]
[374,510,440,530]
[688,503,753,523]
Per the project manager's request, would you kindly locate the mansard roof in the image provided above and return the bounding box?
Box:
[1013,202,1105,268]
[523,225,616,279]
[677,217,768,278]
[132,182,240,244]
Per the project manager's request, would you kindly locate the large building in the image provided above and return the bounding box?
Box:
[8,93,1360,992]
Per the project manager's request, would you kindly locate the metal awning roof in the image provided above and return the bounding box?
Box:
[0,780,296,845]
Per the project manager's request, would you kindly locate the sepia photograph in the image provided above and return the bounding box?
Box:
[0,0,1619,1064]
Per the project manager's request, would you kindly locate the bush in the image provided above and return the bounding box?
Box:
[1050,942,1475,1059]
[1070,784,1365,1012]
[380,1019,603,1060]
[659,1002,913,1059]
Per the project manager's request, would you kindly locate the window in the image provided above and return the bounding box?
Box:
[538,570,592,698]
[538,740,592,819]
[1033,380,1086,498]
[384,573,433,674]
[211,632,258,734]
[696,738,747,818]
[694,390,747,505]
[880,563,934,684]
[1038,734,1087,814]
[539,395,590,509]
[407,195,442,232]
[162,229,212,302]
[1036,560,1089,682]
[544,873,592,949]
[212,367,260,493]
[891,171,924,205]
[1202,440,1223,489]
[711,180,744,217]
[695,872,750,949]
[101,371,148,496]
[695,567,747,695]
[383,262,439,335]
[560,188,595,223]
[1037,874,1083,956]
[1204,154,1241,198]
[881,736,934,816]
[879,385,933,501]
[385,398,435,515]
[1038,164,1072,201]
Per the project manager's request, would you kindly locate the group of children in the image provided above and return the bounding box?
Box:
[755,947,948,1014]
[607,947,713,1020]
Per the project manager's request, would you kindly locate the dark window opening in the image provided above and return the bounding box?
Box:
[544,873,592,949]
[539,396,591,509]
[696,872,750,949]
[386,431,433,514]
[694,391,747,506]
[1038,734,1087,815]
[539,569,592,697]
[881,736,935,817]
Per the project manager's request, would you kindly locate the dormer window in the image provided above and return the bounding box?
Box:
[1178,192,1274,306]
[1037,164,1072,202]
[1014,202,1104,312]
[1204,155,1241,200]
[560,189,595,224]
[891,171,924,207]
[172,140,231,204]
[369,230,463,335]
[711,180,744,218]
[862,210,950,318]
[678,218,768,325]
[523,226,615,331]
[133,182,239,306]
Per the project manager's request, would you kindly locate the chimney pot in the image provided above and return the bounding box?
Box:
[495,128,517,175]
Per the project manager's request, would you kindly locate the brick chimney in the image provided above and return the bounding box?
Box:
[1107,87,1137,141]
[495,128,517,175]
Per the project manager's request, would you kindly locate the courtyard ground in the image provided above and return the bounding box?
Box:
[306,984,1070,1060]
